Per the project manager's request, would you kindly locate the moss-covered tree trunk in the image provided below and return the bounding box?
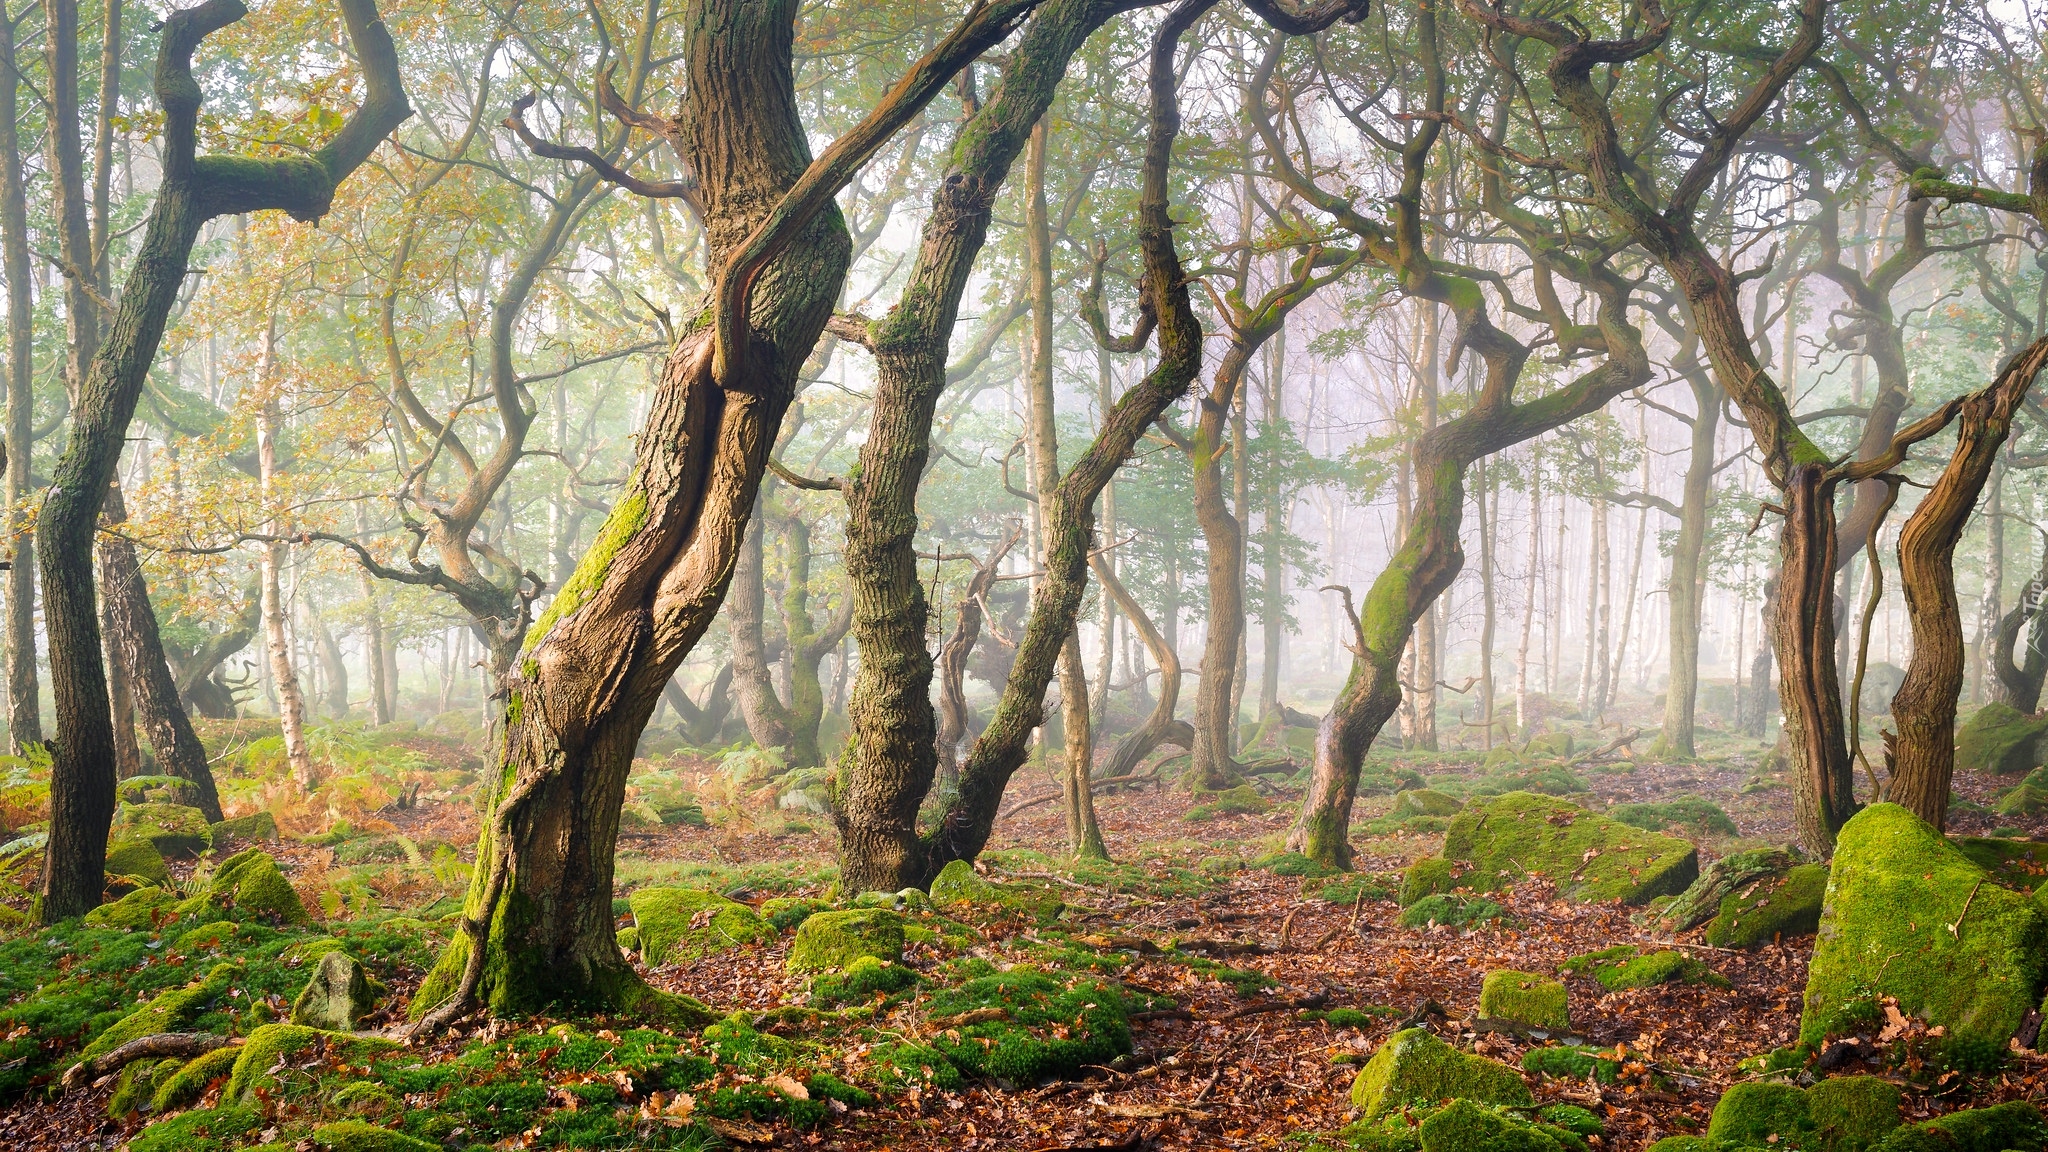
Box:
[777,506,851,770]
[37,0,409,921]
[0,9,38,752]
[1887,337,2048,827]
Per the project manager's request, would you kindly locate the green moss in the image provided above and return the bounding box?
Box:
[224,1023,397,1103]
[1255,851,1342,877]
[809,955,919,1006]
[759,896,830,931]
[331,1080,402,1116]
[177,848,310,925]
[1478,970,1569,1031]
[628,887,776,965]
[1706,863,1828,948]
[106,838,170,885]
[1399,894,1507,929]
[1523,1045,1622,1085]
[80,962,242,1064]
[152,1044,243,1112]
[1608,795,1739,837]
[1540,1105,1604,1138]
[1801,804,2048,1049]
[309,1120,441,1151]
[1572,947,1728,991]
[1401,857,1459,906]
[1418,1098,1569,1152]
[1186,784,1271,821]
[1645,1140,1747,1152]
[1393,789,1464,818]
[1949,836,2048,892]
[1349,1027,1533,1119]
[110,1055,181,1117]
[1320,877,1395,904]
[786,909,905,972]
[1873,1101,2046,1151]
[128,1105,263,1152]
[210,811,279,844]
[864,1038,965,1091]
[524,486,649,648]
[1806,1075,1902,1152]
[84,885,180,929]
[1440,792,1698,904]
[1707,1081,1812,1146]
[118,803,214,855]
[924,969,1130,1084]
[1955,703,2048,775]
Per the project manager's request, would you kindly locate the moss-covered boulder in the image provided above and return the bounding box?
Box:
[759,896,830,931]
[84,884,181,929]
[928,859,998,906]
[291,951,384,1031]
[1703,1076,1903,1151]
[1871,1101,2045,1151]
[1349,1027,1533,1119]
[103,838,170,887]
[1478,970,1569,1032]
[1950,836,2048,893]
[176,848,309,925]
[1955,702,2048,776]
[1662,847,1803,932]
[128,1105,263,1152]
[810,955,920,1006]
[1995,768,2048,817]
[1705,863,1828,948]
[79,962,242,1064]
[1801,804,2048,1049]
[224,1024,397,1103]
[628,887,776,965]
[1437,791,1698,905]
[1564,946,1728,991]
[1186,784,1270,820]
[1707,1081,1812,1147]
[1393,789,1464,819]
[309,1120,441,1152]
[209,811,279,844]
[1401,857,1460,906]
[923,969,1132,1084]
[1417,1098,1575,1152]
[151,1044,243,1112]
[786,908,905,973]
[118,803,213,856]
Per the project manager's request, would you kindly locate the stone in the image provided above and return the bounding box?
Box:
[1801,804,2048,1050]
[1955,702,2048,776]
[1806,1075,1904,1152]
[1348,1027,1533,1119]
[84,886,180,929]
[929,859,1000,905]
[291,951,383,1031]
[1400,857,1459,906]
[224,1024,397,1103]
[786,908,905,973]
[1872,1101,2045,1151]
[209,811,279,845]
[1478,970,1569,1032]
[1706,1082,1812,1147]
[103,838,170,887]
[176,848,310,925]
[1661,847,1802,932]
[1564,947,1728,991]
[1417,1098,1571,1152]
[118,803,213,856]
[1437,791,1698,905]
[1392,789,1464,818]
[627,887,776,965]
[1705,862,1828,948]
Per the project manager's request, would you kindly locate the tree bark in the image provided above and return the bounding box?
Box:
[775,496,851,769]
[1654,351,1718,758]
[258,385,315,790]
[45,0,99,401]
[98,485,223,821]
[935,526,1022,778]
[1090,555,1192,779]
[1988,530,2048,714]
[0,7,39,751]
[37,0,409,921]
[730,503,797,755]
[1887,337,2048,826]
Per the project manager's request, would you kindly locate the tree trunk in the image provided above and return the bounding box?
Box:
[777,504,851,770]
[1187,382,1246,788]
[98,485,223,821]
[1888,337,2048,826]
[1477,457,1496,746]
[100,565,143,779]
[934,526,1022,778]
[45,0,99,401]
[312,608,350,720]
[0,8,40,751]
[1091,556,1192,779]
[1259,329,1286,723]
[1778,464,1856,852]
[259,388,315,790]
[730,502,796,755]
[1515,463,1540,738]
[1656,358,1719,757]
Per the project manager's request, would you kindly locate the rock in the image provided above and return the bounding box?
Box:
[177,848,310,924]
[1186,784,1270,820]
[1563,947,1727,991]
[117,803,213,856]
[1872,1100,2045,1151]
[628,887,776,965]
[1701,1076,1905,1151]
[929,859,1000,906]
[1950,836,2048,894]
[1661,847,1802,931]
[291,951,384,1031]
[1994,770,2048,817]
[224,1024,397,1103]
[786,908,905,973]
[1955,702,2048,776]
[1417,1098,1571,1152]
[1706,1082,1812,1147]
[1801,804,2048,1050]
[1349,1027,1533,1119]
[208,811,279,845]
[84,886,180,929]
[809,955,920,1006]
[1808,1075,1905,1152]
[149,1044,243,1113]
[78,963,242,1065]
[923,969,1132,1083]
[851,888,930,911]
[759,896,830,930]
[1478,970,1569,1032]
[1401,857,1459,906]
[1436,791,1698,905]
[126,1105,263,1152]
[615,925,639,953]
[309,1119,441,1151]
[104,838,170,886]
[1393,789,1464,818]
[1705,863,1828,948]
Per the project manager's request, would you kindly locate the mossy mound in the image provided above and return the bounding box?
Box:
[786,909,905,973]
[110,1054,184,1117]
[1955,702,2048,776]
[151,1043,243,1112]
[1435,791,1698,905]
[1801,804,2048,1049]
[1399,894,1507,930]
[291,951,385,1031]
[1478,970,1569,1031]
[926,860,1063,918]
[1705,863,1828,948]
[1393,789,1464,818]
[1186,784,1270,821]
[118,803,214,856]
[309,1119,441,1151]
[82,885,181,929]
[128,1105,262,1152]
[628,887,776,966]
[1869,1101,2045,1151]
[210,811,279,844]
[1523,1045,1623,1085]
[177,848,310,925]
[1949,836,2048,893]
[105,838,170,886]
[1401,857,1460,906]
[79,962,243,1064]
[1662,847,1803,932]
[224,1023,398,1103]
[1566,947,1728,991]
[924,969,1131,1084]
[809,955,919,1006]
[1348,1027,1532,1119]
[1418,1097,1580,1151]
[1255,851,1343,878]
[759,896,831,930]
[1994,768,2048,817]
[1608,795,1739,837]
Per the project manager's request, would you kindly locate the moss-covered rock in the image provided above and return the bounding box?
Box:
[118,803,214,856]
[1871,1100,2045,1151]
[209,811,279,845]
[1417,1098,1572,1152]
[1349,1027,1533,1119]
[1955,702,2048,776]
[309,1119,441,1152]
[151,1044,243,1113]
[1994,768,2048,817]
[1393,789,1464,819]
[759,896,831,931]
[1568,947,1728,991]
[1607,795,1739,837]
[809,955,919,1006]
[1401,857,1460,906]
[1707,1081,1812,1147]
[177,848,310,925]
[928,860,998,905]
[1186,784,1270,820]
[1398,894,1507,929]
[1706,863,1828,948]
[83,883,180,930]
[105,838,170,886]
[924,969,1131,1084]
[628,887,776,966]
[1801,804,2048,1049]
[109,1055,182,1117]
[291,951,384,1031]
[1662,847,1804,931]
[1439,792,1698,905]
[786,908,905,973]
[79,962,242,1064]
[224,1024,397,1103]
[1950,836,2048,893]
[1806,1075,1903,1152]
[1478,970,1569,1031]
[128,1105,263,1152]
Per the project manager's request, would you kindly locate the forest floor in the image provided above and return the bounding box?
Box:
[1,705,2046,1151]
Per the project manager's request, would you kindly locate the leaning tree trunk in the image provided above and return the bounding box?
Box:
[1887,336,2048,827]
[36,0,408,922]
[934,525,1022,778]
[99,485,224,821]
[1090,555,1193,778]
[729,504,796,755]
[1987,533,2048,712]
[413,0,1029,1023]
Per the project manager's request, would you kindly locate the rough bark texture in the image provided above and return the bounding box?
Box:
[36,0,409,922]
[1886,336,2048,827]
[776,502,851,769]
[0,8,36,752]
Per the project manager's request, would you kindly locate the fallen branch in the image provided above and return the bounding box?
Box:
[997,767,1163,820]
[63,1033,236,1092]
[1566,727,1643,766]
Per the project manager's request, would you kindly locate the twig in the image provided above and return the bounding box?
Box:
[1948,878,1985,940]
[62,1033,236,1092]
[1279,905,1301,950]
